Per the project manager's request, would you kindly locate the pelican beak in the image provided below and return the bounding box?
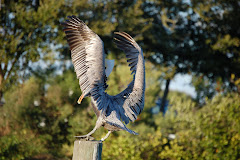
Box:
[105,59,115,77]
[77,94,84,104]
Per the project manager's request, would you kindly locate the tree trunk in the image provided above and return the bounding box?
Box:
[0,68,3,101]
[0,90,2,101]
[160,79,171,113]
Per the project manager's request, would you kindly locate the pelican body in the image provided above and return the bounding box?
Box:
[62,16,145,141]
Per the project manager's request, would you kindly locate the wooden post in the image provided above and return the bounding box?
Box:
[72,139,102,160]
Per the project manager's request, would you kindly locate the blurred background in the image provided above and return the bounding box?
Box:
[0,0,240,159]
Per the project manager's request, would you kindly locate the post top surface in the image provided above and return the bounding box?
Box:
[74,139,102,144]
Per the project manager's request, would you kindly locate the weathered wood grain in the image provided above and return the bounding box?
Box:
[72,139,102,160]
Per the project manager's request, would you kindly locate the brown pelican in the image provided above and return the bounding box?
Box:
[62,16,145,141]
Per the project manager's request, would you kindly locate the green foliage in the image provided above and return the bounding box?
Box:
[1,60,239,160]
[190,0,240,93]
[211,34,240,53]
[0,71,91,159]
[0,131,45,160]
[0,78,45,159]
[192,75,216,103]
[142,0,240,99]
[1,0,240,159]
[0,59,163,159]
[103,93,240,160]
[0,0,64,95]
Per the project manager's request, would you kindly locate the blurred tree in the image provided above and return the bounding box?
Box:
[141,0,240,103]
[59,0,153,62]
[0,58,163,159]
[191,74,216,103]
[140,0,193,108]
[103,92,240,160]
[0,77,47,159]
[0,0,154,99]
[1,0,240,159]
[190,0,240,97]
[0,70,92,159]
[0,0,60,99]
[0,0,93,100]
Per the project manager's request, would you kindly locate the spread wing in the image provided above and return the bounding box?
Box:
[112,32,145,124]
[114,32,141,75]
[62,17,145,126]
[61,16,107,99]
[89,32,145,125]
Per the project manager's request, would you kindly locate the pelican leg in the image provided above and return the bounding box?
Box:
[75,126,98,140]
[101,130,112,142]
[75,117,103,140]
